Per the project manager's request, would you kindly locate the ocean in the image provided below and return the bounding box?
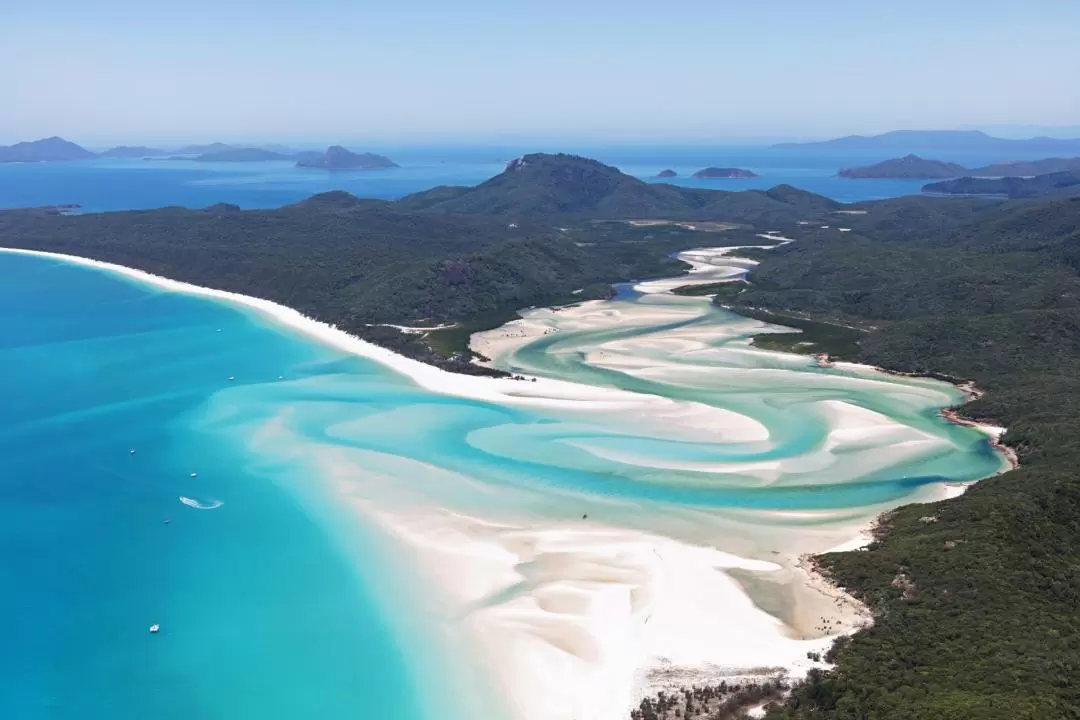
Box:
[0,143,1051,212]
[0,246,1005,719]
[0,253,475,719]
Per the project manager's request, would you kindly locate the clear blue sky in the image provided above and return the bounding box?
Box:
[3,0,1078,145]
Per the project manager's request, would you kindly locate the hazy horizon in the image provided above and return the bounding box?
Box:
[8,125,1080,151]
[4,0,1079,146]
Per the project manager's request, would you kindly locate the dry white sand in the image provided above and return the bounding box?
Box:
[3,245,997,720]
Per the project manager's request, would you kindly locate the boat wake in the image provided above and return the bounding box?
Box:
[179,496,224,510]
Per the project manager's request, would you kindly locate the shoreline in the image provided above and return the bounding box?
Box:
[468,244,1016,704]
[1,244,1011,719]
[830,363,1019,474]
[1,245,862,719]
[939,407,1019,473]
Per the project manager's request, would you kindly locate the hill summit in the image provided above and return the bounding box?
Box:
[296,146,398,170]
[397,153,838,221]
[838,154,967,179]
[0,136,96,163]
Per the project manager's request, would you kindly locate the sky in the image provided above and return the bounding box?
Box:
[2,0,1079,145]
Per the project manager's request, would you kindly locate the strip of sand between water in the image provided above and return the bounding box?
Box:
[0,245,1011,720]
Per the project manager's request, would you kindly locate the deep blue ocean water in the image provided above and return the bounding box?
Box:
[0,143,1051,212]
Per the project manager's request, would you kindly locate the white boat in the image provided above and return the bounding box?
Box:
[149,624,160,633]
[189,472,198,478]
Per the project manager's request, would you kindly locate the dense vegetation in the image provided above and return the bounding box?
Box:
[839,154,1080,183]
[4,153,1079,717]
[729,195,1080,720]
[838,154,966,179]
[634,679,790,720]
[294,146,399,169]
[731,308,864,358]
[924,170,1080,199]
[397,153,838,221]
[0,157,805,372]
[972,156,1080,177]
[692,167,758,179]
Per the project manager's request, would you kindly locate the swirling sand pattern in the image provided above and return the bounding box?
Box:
[200,246,1003,720]
[0,246,1005,720]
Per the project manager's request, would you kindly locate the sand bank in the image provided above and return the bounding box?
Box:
[2,245,1003,720]
[0,248,761,444]
[336,476,866,720]
[4,246,859,719]
[467,243,1013,712]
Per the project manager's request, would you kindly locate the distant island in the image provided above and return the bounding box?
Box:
[0,137,401,168]
[838,154,967,179]
[0,152,837,367]
[99,145,167,158]
[191,148,294,162]
[656,169,677,178]
[172,142,240,156]
[692,167,758,179]
[923,170,1080,199]
[296,146,398,170]
[0,137,95,163]
[4,152,1080,720]
[0,203,81,216]
[970,157,1080,176]
[773,129,1080,153]
[840,153,1080,179]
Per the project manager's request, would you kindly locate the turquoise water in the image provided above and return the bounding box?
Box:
[0,250,1004,718]
[0,255,476,720]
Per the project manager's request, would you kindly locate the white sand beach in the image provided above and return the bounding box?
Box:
[2,245,1007,720]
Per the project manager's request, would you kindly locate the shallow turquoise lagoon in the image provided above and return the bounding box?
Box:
[0,254,479,720]
[0,251,1004,718]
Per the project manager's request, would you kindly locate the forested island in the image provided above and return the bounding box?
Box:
[840,154,1080,180]
[972,157,1080,176]
[774,129,1080,154]
[692,167,758,179]
[924,170,1080,198]
[295,146,399,170]
[837,154,967,179]
[0,136,96,163]
[2,153,1078,718]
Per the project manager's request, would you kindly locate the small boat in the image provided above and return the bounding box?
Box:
[129,448,136,455]
[189,472,198,478]
[227,376,236,381]
[163,518,170,524]
[149,624,160,634]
